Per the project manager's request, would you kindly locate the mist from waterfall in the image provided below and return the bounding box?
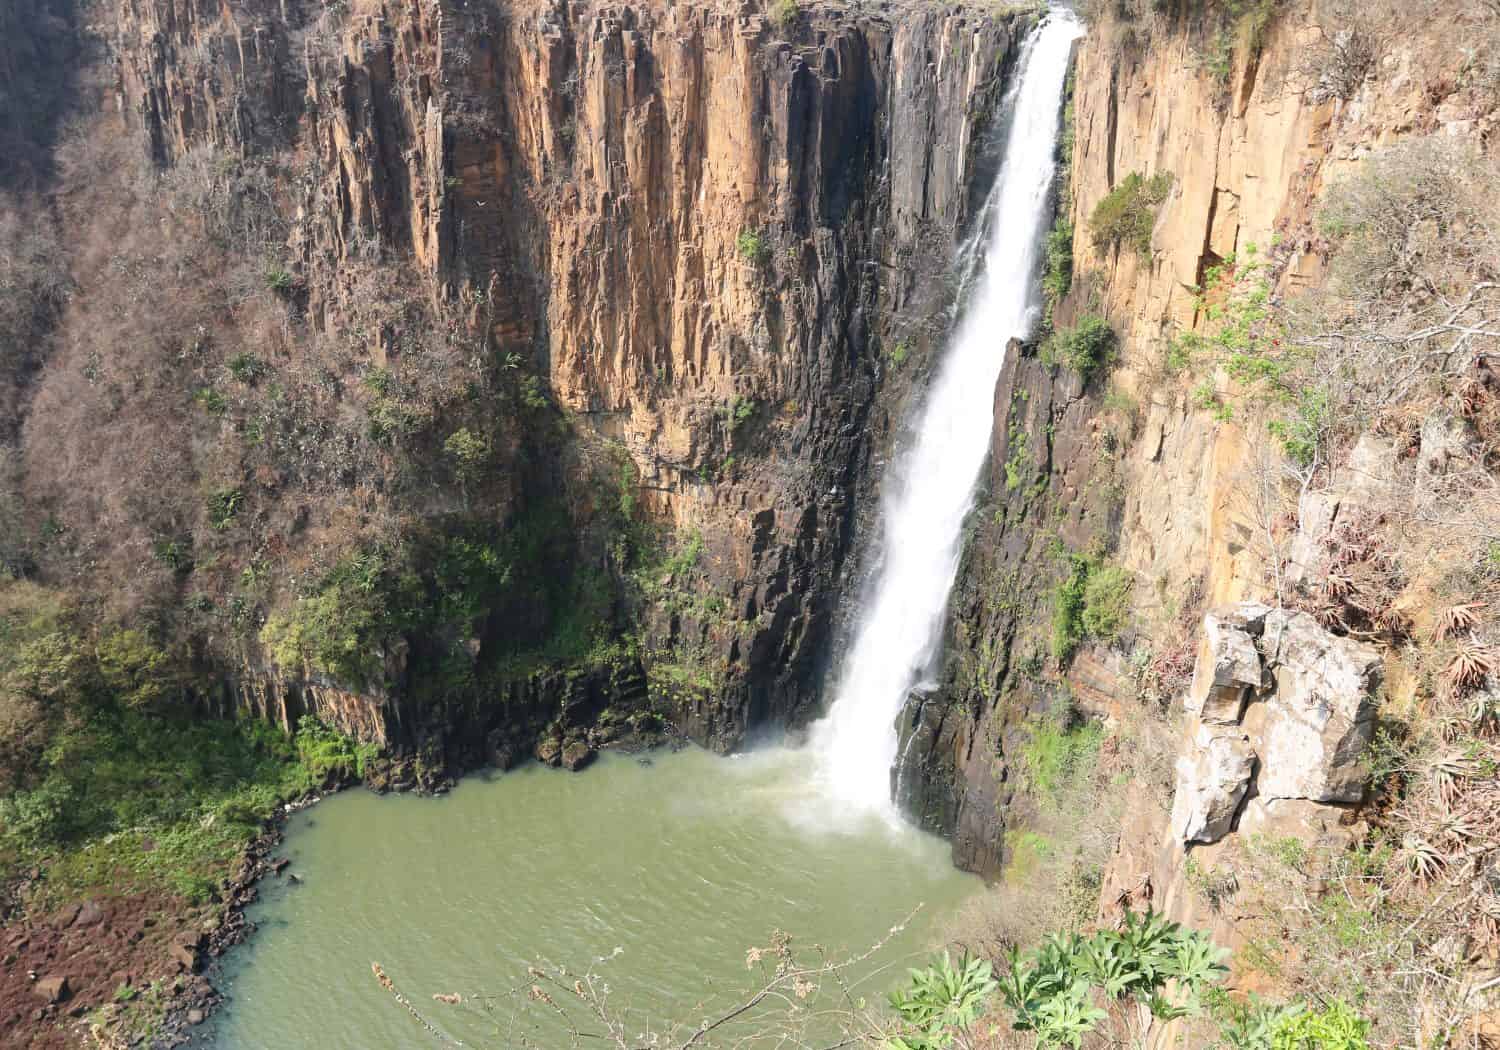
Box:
[811,8,1084,814]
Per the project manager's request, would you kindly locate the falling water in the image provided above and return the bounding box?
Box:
[812,8,1084,813]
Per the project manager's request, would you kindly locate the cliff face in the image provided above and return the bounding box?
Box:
[909,0,1499,884]
[6,0,1030,769]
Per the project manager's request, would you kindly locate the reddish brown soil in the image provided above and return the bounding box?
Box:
[0,891,203,1048]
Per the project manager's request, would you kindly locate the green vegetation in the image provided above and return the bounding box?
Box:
[1269,1000,1370,1050]
[890,911,1371,1049]
[294,716,380,781]
[1080,564,1132,640]
[1040,313,1116,382]
[735,229,769,264]
[192,386,228,416]
[724,395,757,430]
[887,340,912,368]
[263,265,294,292]
[1021,717,1103,796]
[0,580,366,905]
[1004,424,1032,492]
[768,0,799,29]
[1041,218,1074,308]
[443,426,490,481]
[1,710,358,904]
[227,352,267,383]
[888,953,997,1050]
[1050,551,1132,663]
[887,913,1281,1049]
[1089,171,1173,255]
[1167,246,1326,461]
[206,486,243,530]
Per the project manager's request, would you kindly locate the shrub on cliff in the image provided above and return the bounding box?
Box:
[1041,313,1117,382]
[1089,171,1172,255]
[1051,552,1133,663]
[1081,564,1132,641]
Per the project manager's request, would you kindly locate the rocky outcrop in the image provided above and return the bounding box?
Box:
[1170,724,1255,845]
[1168,603,1380,847]
[98,0,1034,757]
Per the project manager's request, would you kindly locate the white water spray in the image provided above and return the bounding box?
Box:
[812,9,1084,814]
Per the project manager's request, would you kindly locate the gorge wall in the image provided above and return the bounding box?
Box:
[902,2,1500,1036]
[903,0,1496,866]
[4,0,1034,778]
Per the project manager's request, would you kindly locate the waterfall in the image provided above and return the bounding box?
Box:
[812,9,1084,814]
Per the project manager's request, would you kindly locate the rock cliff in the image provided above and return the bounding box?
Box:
[3,0,1036,774]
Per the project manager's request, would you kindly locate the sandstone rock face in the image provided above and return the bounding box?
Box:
[1168,604,1381,840]
[1258,610,1381,803]
[1187,605,1270,725]
[1170,725,1256,845]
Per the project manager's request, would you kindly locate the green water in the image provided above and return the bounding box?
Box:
[209,746,977,1049]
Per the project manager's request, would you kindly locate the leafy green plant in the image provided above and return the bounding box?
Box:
[888,953,998,1050]
[724,396,757,430]
[735,229,769,264]
[1089,172,1173,255]
[443,426,490,481]
[1080,565,1132,641]
[1041,314,1116,382]
[1050,552,1131,662]
[293,717,380,782]
[888,340,912,368]
[994,913,1228,1047]
[192,386,227,416]
[1271,1000,1370,1050]
[1042,218,1074,307]
[1021,718,1103,797]
[768,0,799,28]
[206,487,243,530]
[227,352,267,383]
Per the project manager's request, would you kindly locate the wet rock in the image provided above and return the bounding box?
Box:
[1170,725,1257,844]
[1259,610,1381,802]
[534,736,562,767]
[484,729,520,771]
[33,975,69,1004]
[187,1008,206,1025]
[1187,605,1270,724]
[560,741,596,771]
[271,857,290,875]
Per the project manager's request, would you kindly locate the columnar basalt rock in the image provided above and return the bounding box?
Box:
[102,0,1033,761]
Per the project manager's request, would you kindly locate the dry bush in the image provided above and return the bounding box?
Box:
[0,200,68,436]
[1297,0,1398,102]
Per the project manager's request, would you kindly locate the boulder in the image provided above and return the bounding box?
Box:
[32,976,69,1004]
[560,741,596,772]
[1258,610,1381,802]
[534,736,562,767]
[72,900,105,927]
[169,930,204,974]
[1186,605,1270,724]
[1170,725,1257,844]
